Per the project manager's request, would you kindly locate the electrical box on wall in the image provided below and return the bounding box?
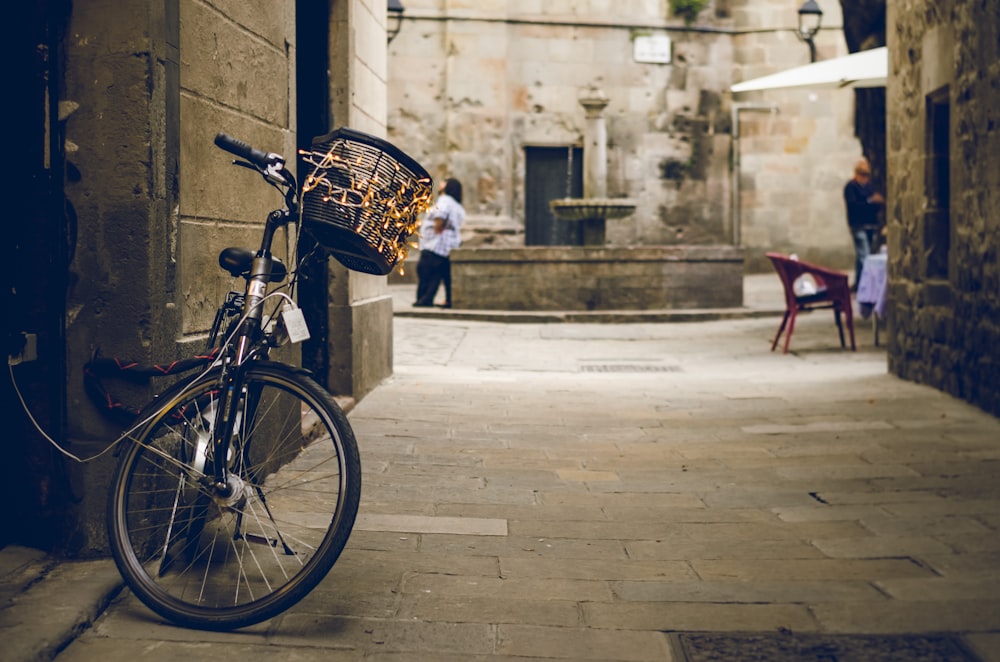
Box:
[9,332,38,365]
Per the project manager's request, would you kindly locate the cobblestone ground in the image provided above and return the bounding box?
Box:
[50,310,1000,661]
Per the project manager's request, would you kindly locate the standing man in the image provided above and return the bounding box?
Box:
[414,178,465,308]
[843,157,885,290]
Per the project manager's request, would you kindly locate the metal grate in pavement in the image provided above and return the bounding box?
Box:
[672,632,979,661]
[580,364,682,373]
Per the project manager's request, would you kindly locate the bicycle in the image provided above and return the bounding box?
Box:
[98,129,433,631]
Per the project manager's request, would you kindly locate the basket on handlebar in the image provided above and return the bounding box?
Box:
[300,128,434,275]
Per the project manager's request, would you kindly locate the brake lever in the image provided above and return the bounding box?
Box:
[232,158,292,191]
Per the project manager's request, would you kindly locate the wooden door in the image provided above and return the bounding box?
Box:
[524,146,583,246]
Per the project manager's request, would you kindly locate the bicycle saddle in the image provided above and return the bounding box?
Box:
[219,247,287,283]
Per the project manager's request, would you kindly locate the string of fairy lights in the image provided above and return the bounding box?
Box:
[300,139,434,272]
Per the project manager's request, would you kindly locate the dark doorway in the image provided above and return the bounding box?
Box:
[525,146,583,246]
[924,87,950,280]
[5,0,75,550]
[295,0,332,388]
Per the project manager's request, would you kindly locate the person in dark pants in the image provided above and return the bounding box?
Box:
[414,178,465,308]
[843,157,884,290]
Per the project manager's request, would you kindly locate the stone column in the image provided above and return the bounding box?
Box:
[578,85,609,199]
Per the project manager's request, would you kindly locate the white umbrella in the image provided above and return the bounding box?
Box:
[731,46,887,93]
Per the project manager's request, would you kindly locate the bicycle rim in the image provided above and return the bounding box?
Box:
[107,363,361,630]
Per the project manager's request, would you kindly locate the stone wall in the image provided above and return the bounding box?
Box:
[173,0,398,404]
[451,246,744,311]
[388,1,734,249]
[323,0,398,401]
[886,1,1000,417]
[388,0,867,273]
[177,0,296,347]
[730,0,864,273]
[59,0,396,553]
[63,0,190,553]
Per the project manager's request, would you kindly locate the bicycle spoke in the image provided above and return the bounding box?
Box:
[108,364,360,630]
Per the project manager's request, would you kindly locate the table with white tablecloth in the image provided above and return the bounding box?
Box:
[856,251,887,344]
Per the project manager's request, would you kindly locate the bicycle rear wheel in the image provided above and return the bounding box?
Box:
[107,362,361,631]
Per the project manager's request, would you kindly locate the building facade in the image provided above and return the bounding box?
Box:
[6,0,396,553]
[384,0,1000,417]
[885,1,1000,416]
[387,0,866,273]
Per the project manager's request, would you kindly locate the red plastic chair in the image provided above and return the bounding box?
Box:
[766,252,856,354]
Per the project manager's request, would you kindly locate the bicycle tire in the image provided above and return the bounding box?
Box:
[107,361,361,631]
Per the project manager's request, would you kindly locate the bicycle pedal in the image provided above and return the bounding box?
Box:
[243,532,278,547]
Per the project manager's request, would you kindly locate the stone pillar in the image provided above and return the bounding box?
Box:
[326,1,396,403]
[62,0,181,554]
[578,85,609,199]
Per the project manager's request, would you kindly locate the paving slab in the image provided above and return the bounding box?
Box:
[2,274,998,660]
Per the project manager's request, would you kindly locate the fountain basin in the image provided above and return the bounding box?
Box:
[549,198,637,246]
[549,198,637,221]
[450,245,744,311]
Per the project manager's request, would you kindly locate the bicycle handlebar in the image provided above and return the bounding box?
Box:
[214,132,282,170]
[214,132,296,199]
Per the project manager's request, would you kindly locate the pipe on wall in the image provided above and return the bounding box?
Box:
[730,102,779,246]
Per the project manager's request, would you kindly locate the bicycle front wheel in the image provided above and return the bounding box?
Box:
[107,362,361,631]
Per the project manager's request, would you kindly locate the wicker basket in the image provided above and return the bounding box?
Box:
[300,128,433,275]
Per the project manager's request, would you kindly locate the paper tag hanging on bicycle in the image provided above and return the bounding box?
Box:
[281,305,311,343]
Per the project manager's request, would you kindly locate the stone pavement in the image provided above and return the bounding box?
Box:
[4,276,1000,660]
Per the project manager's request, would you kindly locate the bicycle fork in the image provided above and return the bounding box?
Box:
[206,208,296,553]
[211,208,282,496]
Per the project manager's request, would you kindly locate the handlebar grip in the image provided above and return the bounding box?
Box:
[214,132,272,168]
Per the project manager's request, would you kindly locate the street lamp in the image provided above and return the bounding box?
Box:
[796,0,823,62]
[387,0,405,44]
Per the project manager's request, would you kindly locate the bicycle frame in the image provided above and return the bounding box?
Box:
[205,135,300,498]
[102,131,369,631]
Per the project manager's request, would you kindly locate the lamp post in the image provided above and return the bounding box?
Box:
[387,0,404,44]
[796,0,823,62]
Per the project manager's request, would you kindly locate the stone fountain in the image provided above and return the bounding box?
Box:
[446,86,744,313]
[548,86,636,246]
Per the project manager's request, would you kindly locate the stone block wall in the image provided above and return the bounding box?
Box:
[388,2,735,249]
[885,1,1000,417]
[389,0,868,273]
[58,0,400,553]
[324,0,398,401]
[177,0,296,345]
[60,0,300,555]
[451,246,744,311]
[730,0,864,273]
[175,0,397,403]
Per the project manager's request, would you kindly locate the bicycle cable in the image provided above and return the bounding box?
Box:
[10,290,297,464]
[17,157,303,465]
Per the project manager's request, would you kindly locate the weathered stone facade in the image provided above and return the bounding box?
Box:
[729,0,865,272]
[388,0,866,273]
[311,0,398,401]
[55,0,393,553]
[452,245,744,311]
[61,0,187,553]
[885,1,1000,417]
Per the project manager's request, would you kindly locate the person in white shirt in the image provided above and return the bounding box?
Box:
[414,178,464,307]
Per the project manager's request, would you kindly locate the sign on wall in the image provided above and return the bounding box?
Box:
[633,35,672,64]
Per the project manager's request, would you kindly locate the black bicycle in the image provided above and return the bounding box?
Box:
[102,129,432,630]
